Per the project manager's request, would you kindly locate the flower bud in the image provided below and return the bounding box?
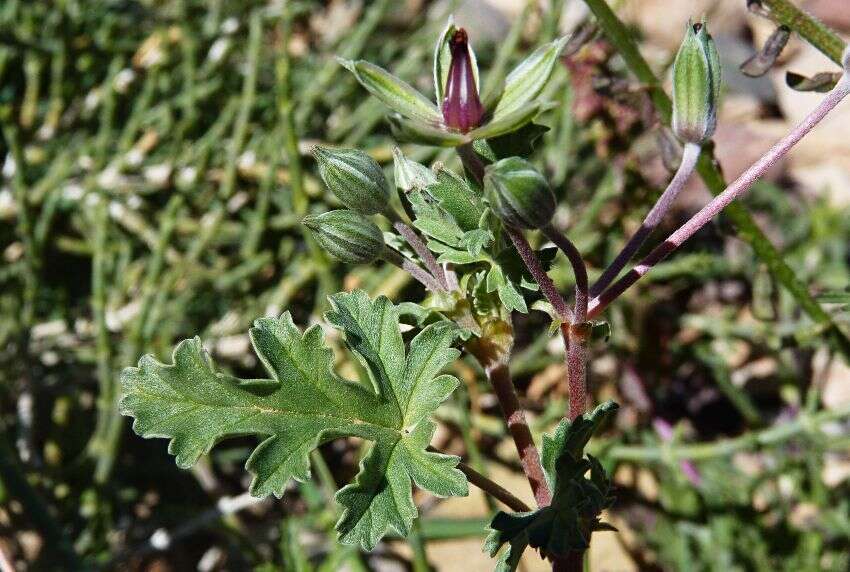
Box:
[303,210,385,264]
[672,21,721,144]
[484,157,555,230]
[313,146,391,215]
[441,29,485,133]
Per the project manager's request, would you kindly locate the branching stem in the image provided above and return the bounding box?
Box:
[590,142,700,297]
[541,225,590,421]
[381,248,446,292]
[506,227,573,322]
[589,72,850,319]
[389,216,450,290]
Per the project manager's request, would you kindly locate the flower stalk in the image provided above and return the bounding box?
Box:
[590,142,701,297]
[589,68,850,319]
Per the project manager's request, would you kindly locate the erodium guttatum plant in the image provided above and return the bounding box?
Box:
[120,15,850,571]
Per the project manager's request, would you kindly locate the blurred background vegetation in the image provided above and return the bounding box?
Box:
[1,0,849,570]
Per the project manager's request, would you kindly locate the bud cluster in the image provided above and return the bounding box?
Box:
[305,147,393,263]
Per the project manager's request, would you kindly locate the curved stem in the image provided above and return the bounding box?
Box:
[582,0,850,361]
[381,248,445,292]
[506,227,573,322]
[588,73,850,320]
[484,362,551,507]
[590,142,700,298]
[541,224,589,323]
[389,216,450,290]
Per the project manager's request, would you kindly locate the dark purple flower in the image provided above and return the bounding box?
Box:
[441,29,484,133]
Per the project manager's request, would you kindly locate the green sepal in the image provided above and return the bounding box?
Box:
[484,157,555,230]
[313,146,392,215]
[491,36,567,119]
[388,114,469,147]
[339,58,443,125]
[433,18,479,105]
[468,102,543,141]
[671,21,721,143]
[303,209,385,264]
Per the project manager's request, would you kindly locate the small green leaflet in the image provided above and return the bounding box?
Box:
[484,402,619,570]
[120,290,468,550]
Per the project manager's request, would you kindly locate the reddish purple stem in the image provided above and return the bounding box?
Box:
[588,73,850,319]
[591,142,701,297]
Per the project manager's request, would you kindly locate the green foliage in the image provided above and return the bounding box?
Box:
[120,290,468,550]
[484,402,618,570]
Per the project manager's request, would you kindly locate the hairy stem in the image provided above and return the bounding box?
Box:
[589,73,850,319]
[590,142,700,297]
[485,362,552,507]
[541,225,589,323]
[389,217,450,289]
[506,227,573,322]
[540,224,590,421]
[581,0,850,360]
[381,248,446,292]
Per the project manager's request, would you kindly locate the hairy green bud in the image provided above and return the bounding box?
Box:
[303,210,385,264]
[672,21,721,144]
[484,157,555,230]
[313,146,391,215]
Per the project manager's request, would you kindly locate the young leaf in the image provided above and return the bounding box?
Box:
[491,37,567,119]
[339,58,443,125]
[120,290,468,551]
[426,167,486,231]
[393,147,438,192]
[484,402,619,570]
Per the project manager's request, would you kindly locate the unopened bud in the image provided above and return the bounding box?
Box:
[441,29,485,133]
[484,157,555,230]
[303,210,385,264]
[313,147,391,215]
[672,21,721,144]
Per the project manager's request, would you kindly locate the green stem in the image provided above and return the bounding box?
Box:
[760,0,846,66]
[605,403,850,462]
[409,518,431,572]
[581,0,850,361]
